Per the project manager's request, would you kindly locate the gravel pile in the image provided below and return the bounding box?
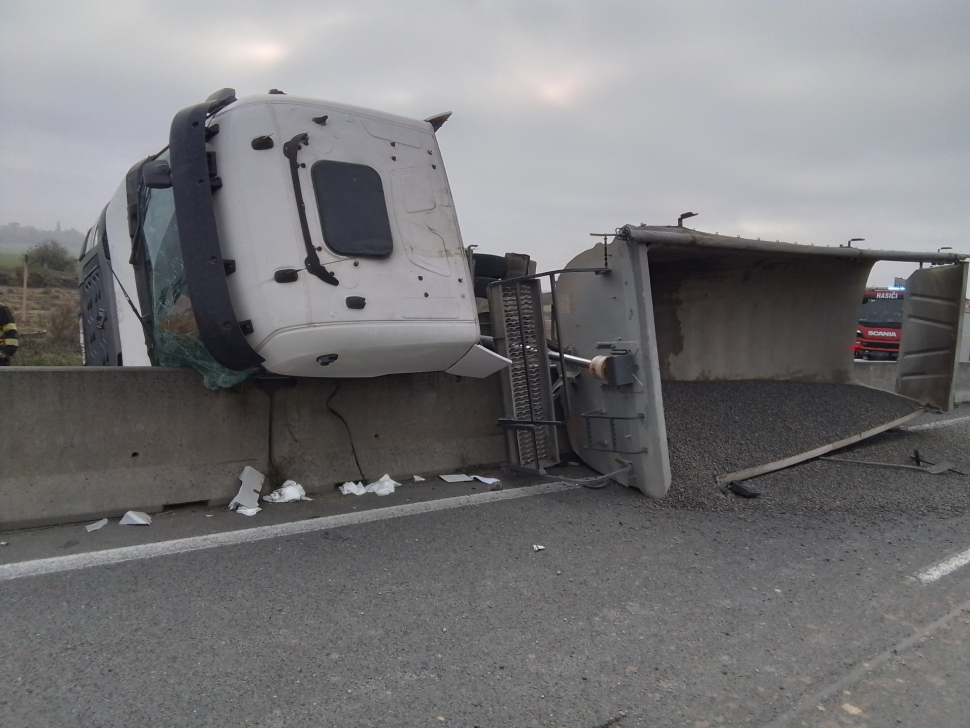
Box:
[649,380,942,516]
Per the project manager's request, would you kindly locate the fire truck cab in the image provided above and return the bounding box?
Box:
[855,287,905,360]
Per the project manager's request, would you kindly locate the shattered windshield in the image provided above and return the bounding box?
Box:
[136,154,255,389]
[858,296,904,327]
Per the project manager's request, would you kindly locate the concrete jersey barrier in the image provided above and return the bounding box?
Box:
[0,368,504,530]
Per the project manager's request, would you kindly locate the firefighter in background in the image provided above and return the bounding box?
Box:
[0,304,18,365]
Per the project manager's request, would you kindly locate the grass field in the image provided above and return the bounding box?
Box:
[0,252,23,269]
[1,282,83,365]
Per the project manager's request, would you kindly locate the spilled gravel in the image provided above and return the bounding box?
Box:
[637,381,970,519]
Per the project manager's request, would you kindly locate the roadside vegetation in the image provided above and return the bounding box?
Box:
[0,240,83,366]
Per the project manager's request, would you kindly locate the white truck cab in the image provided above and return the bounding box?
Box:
[80,89,508,386]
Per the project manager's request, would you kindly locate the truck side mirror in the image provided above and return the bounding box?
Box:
[142,159,172,189]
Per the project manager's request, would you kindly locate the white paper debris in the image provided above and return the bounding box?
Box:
[472,476,501,485]
[413,475,426,482]
[339,474,401,496]
[263,480,312,503]
[229,466,265,512]
[340,481,366,495]
[205,514,214,518]
[440,474,474,483]
[533,544,545,552]
[85,518,108,532]
[119,511,152,526]
[236,506,261,516]
[0,541,7,546]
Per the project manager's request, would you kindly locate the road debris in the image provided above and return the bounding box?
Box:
[533,544,545,552]
[0,542,7,546]
[472,476,501,485]
[119,511,152,526]
[85,518,108,532]
[440,474,474,483]
[819,455,956,475]
[413,475,426,482]
[723,481,762,498]
[230,466,265,514]
[340,473,400,496]
[263,480,312,503]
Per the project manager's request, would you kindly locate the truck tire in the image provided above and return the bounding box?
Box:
[472,253,507,279]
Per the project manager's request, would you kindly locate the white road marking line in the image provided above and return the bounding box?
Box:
[903,413,970,432]
[0,482,581,582]
[762,597,970,727]
[917,545,970,584]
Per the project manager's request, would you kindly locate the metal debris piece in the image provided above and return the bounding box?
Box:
[909,449,967,475]
[820,456,959,475]
[723,481,762,498]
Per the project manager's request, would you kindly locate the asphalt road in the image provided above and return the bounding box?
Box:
[2,413,970,727]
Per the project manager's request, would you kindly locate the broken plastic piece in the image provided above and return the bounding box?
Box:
[236,506,261,516]
[440,474,474,483]
[413,475,426,482]
[263,480,312,503]
[339,474,401,496]
[119,511,152,525]
[724,481,762,498]
[85,518,108,532]
[230,466,265,511]
[533,544,545,552]
[472,476,501,485]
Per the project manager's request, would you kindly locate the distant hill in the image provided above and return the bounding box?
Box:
[0,222,85,255]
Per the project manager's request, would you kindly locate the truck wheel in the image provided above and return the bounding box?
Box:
[472,253,508,279]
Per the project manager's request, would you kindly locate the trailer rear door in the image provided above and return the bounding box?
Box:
[896,263,968,411]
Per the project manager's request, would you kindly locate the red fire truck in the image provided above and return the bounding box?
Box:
[854,287,904,360]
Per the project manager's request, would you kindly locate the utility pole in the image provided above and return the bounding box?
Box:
[20,253,28,329]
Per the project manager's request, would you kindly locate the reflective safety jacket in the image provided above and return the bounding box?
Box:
[0,305,18,359]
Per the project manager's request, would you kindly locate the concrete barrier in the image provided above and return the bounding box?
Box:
[1,368,270,530]
[853,360,970,405]
[270,372,505,489]
[1,368,505,530]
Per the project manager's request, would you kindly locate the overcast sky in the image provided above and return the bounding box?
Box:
[1,0,967,285]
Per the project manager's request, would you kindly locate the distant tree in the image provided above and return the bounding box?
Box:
[26,239,74,272]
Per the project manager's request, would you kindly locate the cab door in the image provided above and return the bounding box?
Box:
[896,263,969,410]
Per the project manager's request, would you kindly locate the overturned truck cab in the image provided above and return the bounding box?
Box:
[79,89,509,387]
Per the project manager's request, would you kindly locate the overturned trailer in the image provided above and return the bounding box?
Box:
[488,227,967,497]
